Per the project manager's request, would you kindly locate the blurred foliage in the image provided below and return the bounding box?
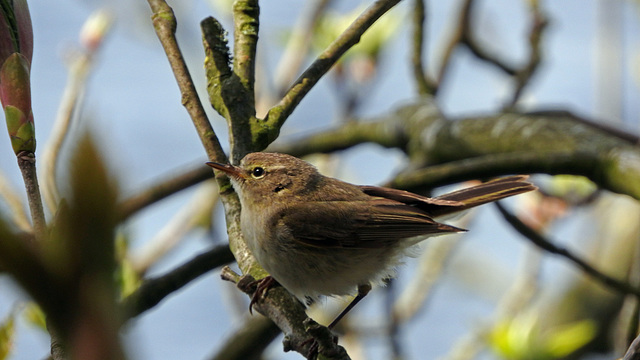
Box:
[0,309,15,360]
[489,311,597,360]
[115,233,141,299]
[23,302,46,332]
[543,175,598,203]
[311,5,401,60]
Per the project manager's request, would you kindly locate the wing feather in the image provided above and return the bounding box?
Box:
[276,199,463,249]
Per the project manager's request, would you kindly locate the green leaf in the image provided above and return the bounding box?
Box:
[118,257,141,299]
[0,310,15,360]
[23,302,46,332]
[544,320,596,358]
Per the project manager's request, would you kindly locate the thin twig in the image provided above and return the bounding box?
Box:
[265,0,401,132]
[41,45,92,213]
[128,180,219,275]
[391,235,463,324]
[274,0,333,96]
[146,0,226,163]
[506,4,548,107]
[410,0,437,95]
[17,152,45,243]
[41,9,113,214]
[436,0,521,85]
[435,0,474,85]
[460,23,517,76]
[443,246,543,360]
[495,201,640,298]
[117,162,212,221]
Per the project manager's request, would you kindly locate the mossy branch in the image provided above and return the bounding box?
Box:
[271,100,640,200]
[201,16,257,162]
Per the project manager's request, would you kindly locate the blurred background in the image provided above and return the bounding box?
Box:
[1,0,640,359]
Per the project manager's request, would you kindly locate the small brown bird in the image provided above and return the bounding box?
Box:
[208,152,535,329]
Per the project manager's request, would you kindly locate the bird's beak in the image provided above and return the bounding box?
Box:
[206,162,244,179]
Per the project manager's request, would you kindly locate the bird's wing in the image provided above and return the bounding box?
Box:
[359,185,464,208]
[275,199,463,249]
[360,175,536,218]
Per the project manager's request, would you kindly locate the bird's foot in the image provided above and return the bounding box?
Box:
[245,275,278,315]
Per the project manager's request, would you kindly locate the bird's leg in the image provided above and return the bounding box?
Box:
[248,275,278,315]
[306,284,372,359]
[328,283,372,329]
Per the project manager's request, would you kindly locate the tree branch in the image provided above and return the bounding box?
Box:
[232,0,258,105]
[220,268,349,359]
[410,0,437,95]
[623,332,640,360]
[17,151,45,242]
[495,202,640,298]
[435,0,474,85]
[506,4,548,107]
[274,0,334,96]
[117,162,212,221]
[122,245,235,319]
[201,16,257,161]
[271,100,640,201]
[146,0,226,163]
[264,0,401,142]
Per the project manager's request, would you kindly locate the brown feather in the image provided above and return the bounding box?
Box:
[277,199,463,249]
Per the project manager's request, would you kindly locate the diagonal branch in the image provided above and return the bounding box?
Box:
[495,201,640,299]
[264,0,401,139]
[117,162,212,221]
[146,0,226,163]
[122,245,235,319]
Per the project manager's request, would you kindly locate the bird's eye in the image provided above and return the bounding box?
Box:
[251,166,265,178]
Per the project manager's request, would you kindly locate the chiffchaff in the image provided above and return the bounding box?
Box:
[208,152,535,330]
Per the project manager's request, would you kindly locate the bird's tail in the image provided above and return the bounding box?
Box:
[428,175,536,218]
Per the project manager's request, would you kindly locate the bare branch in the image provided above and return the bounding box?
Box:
[495,202,640,298]
[146,0,226,163]
[274,0,334,96]
[264,0,402,138]
[623,333,640,360]
[122,245,235,319]
[506,4,548,107]
[128,181,219,275]
[435,0,474,85]
[117,162,212,221]
[17,152,45,243]
[410,0,437,95]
